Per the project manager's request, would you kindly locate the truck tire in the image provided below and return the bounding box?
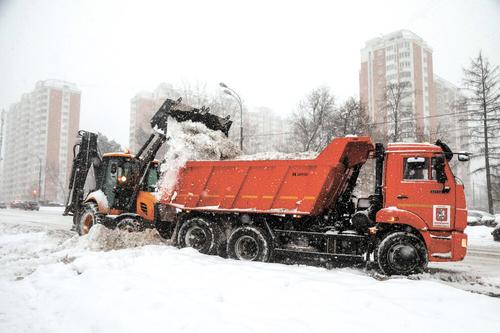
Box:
[376,232,428,276]
[177,217,222,255]
[77,202,101,236]
[227,226,271,262]
[116,216,142,232]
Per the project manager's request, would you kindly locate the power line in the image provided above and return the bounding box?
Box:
[245,109,490,138]
[430,124,500,136]
[366,109,474,127]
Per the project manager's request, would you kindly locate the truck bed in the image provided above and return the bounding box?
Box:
[161,137,374,216]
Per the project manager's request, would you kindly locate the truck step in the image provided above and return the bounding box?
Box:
[273,248,366,263]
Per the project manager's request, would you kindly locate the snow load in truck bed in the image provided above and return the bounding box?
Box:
[160,136,374,216]
[157,119,240,194]
[157,119,317,195]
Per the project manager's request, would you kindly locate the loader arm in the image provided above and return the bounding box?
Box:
[63,130,101,217]
[123,98,233,212]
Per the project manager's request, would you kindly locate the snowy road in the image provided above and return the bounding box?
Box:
[1,208,500,333]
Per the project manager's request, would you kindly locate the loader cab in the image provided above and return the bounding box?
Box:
[97,152,160,218]
[98,153,141,211]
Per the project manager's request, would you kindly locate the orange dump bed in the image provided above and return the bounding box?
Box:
[161,137,374,216]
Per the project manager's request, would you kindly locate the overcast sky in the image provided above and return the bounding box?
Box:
[1,0,499,146]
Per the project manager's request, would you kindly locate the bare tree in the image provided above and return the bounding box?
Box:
[97,132,122,154]
[292,86,336,152]
[44,162,67,202]
[329,97,369,138]
[379,81,413,142]
[463,51,500,213]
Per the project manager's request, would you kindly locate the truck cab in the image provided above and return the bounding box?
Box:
[376,142,467,271]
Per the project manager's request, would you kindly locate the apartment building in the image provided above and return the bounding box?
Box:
[360,30,436,141]
[1,80,81,202]
[129,83,180,152]
[243,106,290,154]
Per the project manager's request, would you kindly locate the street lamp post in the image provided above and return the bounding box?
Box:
[219,82,243,151]
[37,157,42,202]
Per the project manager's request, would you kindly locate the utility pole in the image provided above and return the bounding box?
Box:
[0,110,4,202]
[0,109,4,161]
[38,157,42,202]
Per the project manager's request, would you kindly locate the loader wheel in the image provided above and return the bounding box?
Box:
[77,202,101,236]
[227,226,271,262]
[116,217,142,232]
[376,232,427,276]
[177,217,222,255]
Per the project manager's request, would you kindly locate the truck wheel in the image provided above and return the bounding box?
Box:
[77,202,100,236]
[376,232,427,276]
[492,229,500,242]
[116,217,142,232]
[227,226,271,262]
[177,217,221,255]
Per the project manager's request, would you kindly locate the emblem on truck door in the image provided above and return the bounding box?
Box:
[433,205,450,228]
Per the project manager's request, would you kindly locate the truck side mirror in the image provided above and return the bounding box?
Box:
[434,156,447,183]
[458,153,470,162]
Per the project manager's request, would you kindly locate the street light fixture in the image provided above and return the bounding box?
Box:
[219,82,243,151]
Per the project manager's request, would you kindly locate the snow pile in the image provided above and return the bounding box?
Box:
[0,223,74,281]
[0,222,165,282]
[70,224,165,251]
[235,151,318,160]
[1,221,500,333]
[157,119,240,194]
[466,226,500,248]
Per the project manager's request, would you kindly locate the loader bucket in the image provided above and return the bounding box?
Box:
[151,98,233,136]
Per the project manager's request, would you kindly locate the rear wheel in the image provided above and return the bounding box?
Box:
[77,202,100,236]
[177,217,222,255]
[376,232,427,276]
[227,226,271,262]
[492,228,500,242]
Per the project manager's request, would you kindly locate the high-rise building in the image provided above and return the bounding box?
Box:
[244,107,290,154]
[360,30,436,141]
[129,83,179,152]
[1,80,81,203]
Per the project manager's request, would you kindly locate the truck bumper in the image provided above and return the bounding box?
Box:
[427,231,467,262]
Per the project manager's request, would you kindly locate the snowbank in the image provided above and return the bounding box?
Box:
[1,222,500,333]
[39,206,65,213]
[69,224,165,251]
[466,226,500,248]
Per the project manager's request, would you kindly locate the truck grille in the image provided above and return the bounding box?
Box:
[140,202,148,214]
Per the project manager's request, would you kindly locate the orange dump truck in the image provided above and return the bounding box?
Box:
[156,136,469,275]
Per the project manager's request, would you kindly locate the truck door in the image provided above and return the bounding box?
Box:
[385,153,456,230]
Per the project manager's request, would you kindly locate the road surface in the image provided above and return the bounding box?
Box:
[1,207,499,296]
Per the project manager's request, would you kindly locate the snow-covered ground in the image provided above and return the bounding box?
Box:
[466,225,500,248]
[1,209,500,333]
